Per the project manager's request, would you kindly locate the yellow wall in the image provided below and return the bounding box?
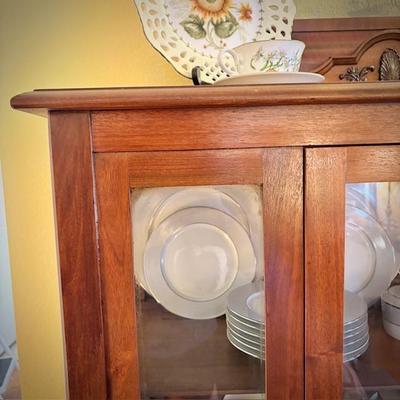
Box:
[1,0,399,399]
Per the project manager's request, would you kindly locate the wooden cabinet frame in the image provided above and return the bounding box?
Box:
[95,148,304,399]
[11,83,400,399]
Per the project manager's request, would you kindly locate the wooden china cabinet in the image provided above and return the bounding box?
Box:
[11,82,400,400]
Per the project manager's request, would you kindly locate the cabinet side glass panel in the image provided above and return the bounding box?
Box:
[344,182,400,400]
[131,185,265,399]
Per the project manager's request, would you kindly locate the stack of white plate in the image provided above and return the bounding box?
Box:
[226,282,265,360]
[225,287,369,362]
[344,291,369,363]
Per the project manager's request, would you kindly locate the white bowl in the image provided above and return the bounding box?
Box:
[382,285,400,308]
[381,301,400,325]
[383,318,400,340]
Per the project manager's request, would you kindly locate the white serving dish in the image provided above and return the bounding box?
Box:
[382,285,400,308]
[381,301,400,326]
[382,319,400,340]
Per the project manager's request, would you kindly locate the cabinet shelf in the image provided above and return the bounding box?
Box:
[138,296,265,399]
[344,306,400,396]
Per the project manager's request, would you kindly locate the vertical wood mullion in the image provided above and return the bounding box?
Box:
[305,147,347,400]
[263,147,304,399]
[95,153,140,399]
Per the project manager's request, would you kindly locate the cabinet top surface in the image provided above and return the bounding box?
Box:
[10,82,400,117]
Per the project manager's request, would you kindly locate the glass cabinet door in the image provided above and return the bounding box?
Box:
[343,182,400,400]
[305,146,400,400]
[95,148,304,399]
[132,184,265,399]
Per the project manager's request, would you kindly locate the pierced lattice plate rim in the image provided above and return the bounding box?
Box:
[134,0,296,83]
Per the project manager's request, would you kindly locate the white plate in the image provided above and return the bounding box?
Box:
[144,207,256,319]
[344,325,369,345]
[344,291,368,325]
[227,310,264,332]
[228,282,265,323]
[346,185,378,218]
[149,187,249,235]
[345,205,397,305]
[344,332,369,353]
[343,339,369,363]
[133,185,264,294]
[227,330,265,360]
[134,0,296,83]
[383,319,400,340]
[382,285,400,308]
[227,319,264,342]
[228,326,265,349]
[214,72,325,86]
[227,314,264,338]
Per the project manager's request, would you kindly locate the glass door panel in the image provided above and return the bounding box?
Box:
[131,185,265,400]
[343,182,400,400]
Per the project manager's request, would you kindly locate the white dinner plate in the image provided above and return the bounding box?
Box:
[226,314,264,338]
[227,330,265,360]
[345,205,397,305]
[228,282,265,324]
[133,185,264,294]
[144,207,256,319]
[346,185,377,218]
[227,310,264,332]
[228,326,265,349]
[227,319,264,342]
[148,187,249,235]
[214,72,325,86]
[343,339,369,363]
[344,291,367,325]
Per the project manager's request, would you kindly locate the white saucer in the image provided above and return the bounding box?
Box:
[144,207,256,319]
[214,72,325,86]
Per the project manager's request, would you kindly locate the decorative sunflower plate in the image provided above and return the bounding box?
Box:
[134,0,297,83]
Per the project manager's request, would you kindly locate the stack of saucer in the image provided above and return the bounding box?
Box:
[344,291,369,363]
[226,282,265,360]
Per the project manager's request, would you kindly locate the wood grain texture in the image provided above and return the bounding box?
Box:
[10,82,400,117]
[94,154,140,399]
[92,103,400,152]
[291,17,400,75]
[263,148,304,400]
[127,149,264,187]
[305,147,347,400]
[49,111,106,399]
[347,145,400,183]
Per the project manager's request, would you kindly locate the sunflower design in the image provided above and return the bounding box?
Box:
[191,0,233,22]
[239,3,252,21]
